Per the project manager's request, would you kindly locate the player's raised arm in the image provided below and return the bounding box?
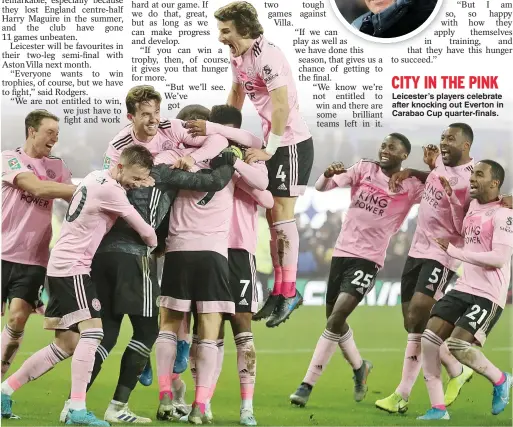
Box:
[186,120,263,149]
[233,159,268,190]
[315,161,359,191]
[236,178,274,209]
[3,154,76,200]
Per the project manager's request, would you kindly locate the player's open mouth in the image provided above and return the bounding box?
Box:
[228,43,236,54]
[441,148,450,160]
[380,155,389,161]
[146,125,157,131]
[45,144,53,150]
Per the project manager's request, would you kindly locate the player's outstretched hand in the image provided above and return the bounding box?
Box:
[439,176,453,197]
[423,144,439,170]
[389,169,411,193]
[245,148,272,164]
[186,120,207,137]
[174,155,196,171]
[434,238,449,252]
[500,194,512,209]
[324,162,345,178]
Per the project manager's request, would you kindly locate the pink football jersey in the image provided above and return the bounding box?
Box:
[47,170,155,277]
[316,160,424,267]
[2,148,72,266]
[451,200,513,308]
[409,155,474,271]
[103,119,227,169]
[231,36,311,147]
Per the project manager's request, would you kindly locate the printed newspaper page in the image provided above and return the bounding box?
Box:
[0,0,512,425]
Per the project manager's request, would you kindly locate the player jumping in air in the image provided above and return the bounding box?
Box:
[1,110,76,390]
[1,146,157,425]
[418,160,512,420]
[376,123,476,413]
[215,1,314,327]
[289,134,425,407]
[185,105,273,425]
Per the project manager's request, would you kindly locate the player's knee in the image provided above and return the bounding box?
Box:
[326,310,347,334]
[446,337,471,363]
[406,303,429,332]
[132,320,158,349]
[231,313,252,336]
[197,312,223,340]
[271,198,294,220]
[7,309,30,331]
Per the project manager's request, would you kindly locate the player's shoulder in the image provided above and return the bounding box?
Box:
[158,118,182,130]
[254,36,283,60]
[2,148,22,159]
[493,205,512,223]
[357,158,380,172]
[108,124,134,151]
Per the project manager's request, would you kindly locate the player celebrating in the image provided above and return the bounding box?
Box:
[58,150,237,424]
[418,160,512,420]
[215,1,314,327]
[1,146,157,425]
[185,105,273,426]
[1,110,75,385]
[376,123,476,413]
[289,134,424,407]
[103,86,227,171]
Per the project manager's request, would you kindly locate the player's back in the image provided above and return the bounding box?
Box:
[48,170,126,276]
[167,163,235,257]
[455,199,512,308]
[2,148,72,266]
[229,187,258,255]
[409,155,474,270]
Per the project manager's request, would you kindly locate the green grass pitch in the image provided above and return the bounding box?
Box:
[3,306,512,426]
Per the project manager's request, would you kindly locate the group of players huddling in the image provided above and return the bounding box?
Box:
[1,1,512,426]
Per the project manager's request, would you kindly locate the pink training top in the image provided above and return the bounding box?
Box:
[315,160,424,267]
[231,36,311,147]
[229,162,269,254]
[2,148,72,267]
[409,155,474,271]
[47,170,156,277]
[103,119,228,169]
[449,199,513,308]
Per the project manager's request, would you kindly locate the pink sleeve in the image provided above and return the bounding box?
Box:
[315,162,361,191]
[103,144,120,169]
[100,185,157,247]
[206,122,263,149]
[256,47,288,91]
[408,179,425,204]
[169,119,210,148]
[61,162,73,184]
[236,179,274,209]
[492,209,513,247]
[123,211,158,247]
[447,243,513,269]
[2,152,30,185]
[154,150,179,166]
[233,159,268,190]
[189,134,229,163]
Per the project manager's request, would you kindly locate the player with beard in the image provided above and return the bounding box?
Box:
[418,160,512,420]
[1,110,76,390]
[215,2,314,327]
[1,146,157,425]
[376,123,476,413]
[289,134,424,407]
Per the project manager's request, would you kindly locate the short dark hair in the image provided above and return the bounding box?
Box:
[119,145,153,170]
[25,109,59,138]
[449,123,474,145]
[214,1,263,39]
[389,132,411,154]
[210,104,243,128]
[176,104,211,121]
[478,159,505,188]
[125,85,162,115]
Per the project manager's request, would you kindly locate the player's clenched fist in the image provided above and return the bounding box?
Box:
[324,162,345,178]
[186,120,207,137]
[423,144,439,170]
[174,155,196,171]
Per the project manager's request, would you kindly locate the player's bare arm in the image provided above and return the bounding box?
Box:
[423,144,439,170]
[245,86,289,164]
[227,82,245,110]
[14,172,76,200]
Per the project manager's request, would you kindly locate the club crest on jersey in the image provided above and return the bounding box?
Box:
[8,158,21,170]
[486,209,495,216]
[246,67,256,78]
[449,177,458,186]
[91,298,101,311]
[46,169,56,179]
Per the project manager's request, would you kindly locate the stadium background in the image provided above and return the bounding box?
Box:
[44,120,512,306]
